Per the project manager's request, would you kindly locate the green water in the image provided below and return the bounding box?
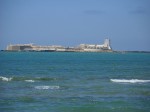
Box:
[0,52,150,112]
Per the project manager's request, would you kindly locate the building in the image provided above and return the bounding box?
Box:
[6,44,56,51]
[6,39,112,52]
[6,44,33,51]
[78,39,112,52]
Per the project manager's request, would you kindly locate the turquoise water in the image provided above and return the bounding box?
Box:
[0,52,150,112]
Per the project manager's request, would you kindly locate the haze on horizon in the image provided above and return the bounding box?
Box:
[0,0,150,51]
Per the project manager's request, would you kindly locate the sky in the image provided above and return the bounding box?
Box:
[0,0,150,51]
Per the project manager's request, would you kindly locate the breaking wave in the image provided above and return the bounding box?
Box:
[0,76,12,81]
[110,79,150,83]
[25,80,35,82]
[34,86,60,90]
[0,76,59,82]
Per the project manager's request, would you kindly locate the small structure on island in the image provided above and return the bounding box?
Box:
[78,39,112,52]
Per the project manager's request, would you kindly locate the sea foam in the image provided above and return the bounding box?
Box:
[110,79,150,83]
[35,86,60,90]
[0,76,12,81]
[25,80,35,82]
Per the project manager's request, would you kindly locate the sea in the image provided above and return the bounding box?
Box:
[0,52,150,112]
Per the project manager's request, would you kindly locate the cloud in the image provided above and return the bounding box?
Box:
[84,10,104,15]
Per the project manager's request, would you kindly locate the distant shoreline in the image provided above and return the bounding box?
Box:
[1,50,150,53]
[113,51,150,53]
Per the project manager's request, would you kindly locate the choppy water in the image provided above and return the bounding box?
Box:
[0,52,150,112]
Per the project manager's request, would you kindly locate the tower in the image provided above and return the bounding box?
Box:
[104,39,111,50]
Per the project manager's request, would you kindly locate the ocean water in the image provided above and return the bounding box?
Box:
[0,52,150,112]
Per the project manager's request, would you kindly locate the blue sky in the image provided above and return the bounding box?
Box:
[0,0,150,51]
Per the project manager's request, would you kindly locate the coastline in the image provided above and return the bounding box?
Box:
[1,50,150,53]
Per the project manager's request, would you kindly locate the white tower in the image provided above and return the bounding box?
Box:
[104,39,111,50]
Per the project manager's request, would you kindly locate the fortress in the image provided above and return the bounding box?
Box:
[6,39,112,52]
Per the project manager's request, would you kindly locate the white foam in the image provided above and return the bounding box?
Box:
[35,86,60,90]
[0,76,12,81]
[25,80,35,82]
[110,79,150,83]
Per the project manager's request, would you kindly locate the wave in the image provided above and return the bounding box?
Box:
[34,86,60,90]
[35,77,58,81]
[0,76,59,82]
[25,80,35,82]
[110,79,150,83]
[0,76,12,81]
